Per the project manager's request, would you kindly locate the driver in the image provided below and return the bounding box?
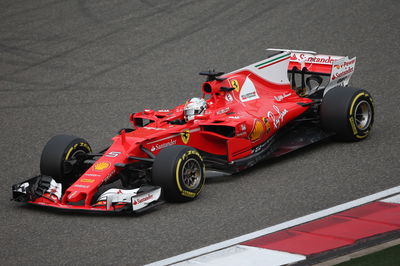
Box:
[184,97,207,121]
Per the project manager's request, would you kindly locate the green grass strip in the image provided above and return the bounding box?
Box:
[336,244,400,266]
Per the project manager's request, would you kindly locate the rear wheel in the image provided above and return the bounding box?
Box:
[40,135,92,186]
[320,87,374,141]
[152,145,205,202]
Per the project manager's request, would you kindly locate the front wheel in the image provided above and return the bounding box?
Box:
[152,145,205,202]
[40,135,92,186]
[320,87,374,141]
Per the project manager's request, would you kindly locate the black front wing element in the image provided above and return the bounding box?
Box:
[12,175,53,202]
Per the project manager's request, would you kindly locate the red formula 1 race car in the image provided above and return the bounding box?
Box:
[12,49,374,214]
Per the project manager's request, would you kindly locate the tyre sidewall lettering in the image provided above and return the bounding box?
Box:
[348,92,373,139]
[349,116,358,135]
[175,150,204,198]
[65,142,92,160]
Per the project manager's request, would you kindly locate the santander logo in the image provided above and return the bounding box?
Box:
[133,194,153,205]
[332,67,354,80]
[150,139,176,152]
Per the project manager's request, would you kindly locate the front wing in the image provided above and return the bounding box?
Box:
[12,175,163,214]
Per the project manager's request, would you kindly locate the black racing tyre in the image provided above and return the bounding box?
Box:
[152,145,205,202]
[320,86,374,141]
[40,135,92,185]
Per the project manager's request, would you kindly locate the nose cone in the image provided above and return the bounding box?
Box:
[66,191,86,202]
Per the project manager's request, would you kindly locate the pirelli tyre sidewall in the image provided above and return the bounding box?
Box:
[321,87,374,141]
[152,145,205,202]
[40,135,92,185]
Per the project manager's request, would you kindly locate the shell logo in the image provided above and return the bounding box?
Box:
[262,117,271,134]
[94,162,111,171]
[249,120,265,141]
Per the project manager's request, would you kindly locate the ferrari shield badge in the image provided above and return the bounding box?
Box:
[230,79,240,92]
[181,130,190,144]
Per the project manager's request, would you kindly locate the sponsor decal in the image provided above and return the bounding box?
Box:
[240,124,247,131]
[334,58,356,69]
[228,116,240,119]
[225,93,233,102]
[262,117,271,134]
[256,53,291,69]
[81,178,95,183]
[290,53,299,61]
[267,105,288,129]
[216,107,230,115]
[181,130,190,144]
[332,67,354,80]
[158,109,170,112]
[103,169,116,184]
[329,57,356,88]
[251,138,272,154]
[290,53,337,65]
[133,194,153,205]
[274,92,291,102]
[94,161,111,171]
[252,143,264,154]
[85,173,101,177]
[105,151,121,158]
[150,139,177,152]
[344,59,356,66]
[249,119,265,141]
[239,77,259,102]
[241,92,257,101]
[68,191,77,199]
[131,188,161,211]
[310,55,335,64]
[74,184,89,188]
[230,79,240,92]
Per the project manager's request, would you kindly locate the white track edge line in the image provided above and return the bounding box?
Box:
[146,185,400,266]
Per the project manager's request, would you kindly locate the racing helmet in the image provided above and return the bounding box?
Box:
[184,97,207,121]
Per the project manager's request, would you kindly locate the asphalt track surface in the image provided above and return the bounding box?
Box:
[0,0,399,265]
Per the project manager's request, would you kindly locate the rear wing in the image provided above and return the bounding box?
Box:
[268,48,357,92]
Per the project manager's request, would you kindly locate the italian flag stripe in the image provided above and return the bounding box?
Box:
[255,53,290,69]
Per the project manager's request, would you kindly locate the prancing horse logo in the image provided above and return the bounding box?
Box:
[181,130,190,144]
[230,79,240,92]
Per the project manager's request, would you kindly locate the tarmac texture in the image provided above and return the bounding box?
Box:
[1,0,399,265]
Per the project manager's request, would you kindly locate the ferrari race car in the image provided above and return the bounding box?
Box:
[12,48,374,213]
